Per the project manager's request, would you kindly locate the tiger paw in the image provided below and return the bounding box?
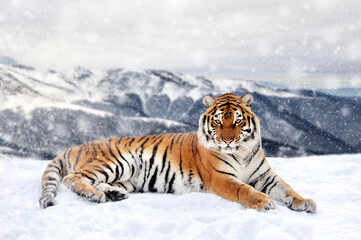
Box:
[81,192,106,203]
[105,190,129,202]
[285,196,317,213]
[249,191,277,212]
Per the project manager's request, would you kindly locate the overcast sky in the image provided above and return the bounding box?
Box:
[0,0,360,88]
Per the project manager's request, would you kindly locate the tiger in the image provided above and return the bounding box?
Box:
[39,93,316,213]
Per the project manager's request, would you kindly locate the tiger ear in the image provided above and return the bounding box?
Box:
[202,95,215,108]
[241,94,253,107]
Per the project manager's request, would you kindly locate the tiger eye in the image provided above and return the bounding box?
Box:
[235,119,242,125]
[214,120,221,125]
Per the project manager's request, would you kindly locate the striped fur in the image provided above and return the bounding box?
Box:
[39,93,316,213]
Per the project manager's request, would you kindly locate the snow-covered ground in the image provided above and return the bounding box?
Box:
[1,154,361,240]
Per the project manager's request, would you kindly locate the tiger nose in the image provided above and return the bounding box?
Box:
[222,138,234,145]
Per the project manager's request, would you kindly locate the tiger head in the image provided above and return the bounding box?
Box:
[197,93,260,154]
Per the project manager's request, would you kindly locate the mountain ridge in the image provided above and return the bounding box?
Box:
[0,64,359,159]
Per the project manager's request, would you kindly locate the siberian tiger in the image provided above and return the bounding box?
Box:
[39,93,316,213]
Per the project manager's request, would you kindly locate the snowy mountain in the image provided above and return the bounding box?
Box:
[0,64,360,159]
[0,56,17,65]
[319,88,361,97]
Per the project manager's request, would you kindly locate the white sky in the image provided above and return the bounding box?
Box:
[0,0,360,88]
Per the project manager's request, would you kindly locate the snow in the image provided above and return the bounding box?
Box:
[1,154,361,240]
[123,116,189,128]
[211,78,301,98]
[1,95,113,116]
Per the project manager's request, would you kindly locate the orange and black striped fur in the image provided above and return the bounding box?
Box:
[40,93,316,213]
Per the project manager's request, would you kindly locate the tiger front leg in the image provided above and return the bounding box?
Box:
[250,170,317,213]
[209,176,276,212]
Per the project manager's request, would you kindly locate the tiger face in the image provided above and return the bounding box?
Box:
[198,93,259,153]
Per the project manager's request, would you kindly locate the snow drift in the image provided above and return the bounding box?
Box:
[0,154,360,239]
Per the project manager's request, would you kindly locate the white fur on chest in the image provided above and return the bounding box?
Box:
[218,145,265,184]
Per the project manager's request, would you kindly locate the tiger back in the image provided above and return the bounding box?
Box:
[39,93,316,213]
